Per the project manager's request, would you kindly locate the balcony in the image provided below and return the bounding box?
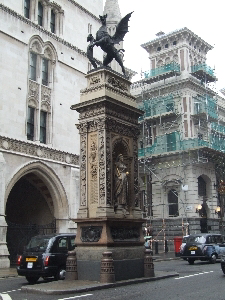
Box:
[138,94,176,122]
[143,62,180,84]
[193,95,218,120]
[191,64,217,83]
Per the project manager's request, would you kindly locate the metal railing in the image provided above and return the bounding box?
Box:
[144,62,180,79]
[191,63,215,77]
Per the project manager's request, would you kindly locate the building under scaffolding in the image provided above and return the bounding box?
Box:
[131,27,225,252]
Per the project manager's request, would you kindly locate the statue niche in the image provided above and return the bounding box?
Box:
[114,153,129,211]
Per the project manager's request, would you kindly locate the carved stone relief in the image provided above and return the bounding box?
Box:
[80,226,103,242]
[28,80,39,104]
[107,76,128,91]
[30,41,42,53]
[0,136,79,165]
[105,133,112,205]
[78,102,138,125]
[41,85,51,112]
[88,135,98,205]
[44,47,53,60]
[98,130,106,205]
[90,76,101,85]
[80,133,87,206]
[133,139,140,207]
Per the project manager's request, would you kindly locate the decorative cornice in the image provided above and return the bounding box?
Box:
[131,77,216,99]
[0,135,79,166]
[67,0,101,22]
[141,27,213,52]
[0,3,98,58]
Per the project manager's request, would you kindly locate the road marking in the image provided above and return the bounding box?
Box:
[58,294,93,300]
[0,293,12,300]
[175,270,214,279]
[1,289,21,294]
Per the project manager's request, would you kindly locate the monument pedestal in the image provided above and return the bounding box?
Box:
[71,67,144,281]
[74,217,145,281]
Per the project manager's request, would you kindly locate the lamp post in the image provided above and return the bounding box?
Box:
[217,180,225,235]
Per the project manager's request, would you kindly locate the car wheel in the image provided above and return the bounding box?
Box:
[221,266,225,275]
[210,254,217,264]
[188,258,195,265]
[54,267,66,280]
[25,276,40,284]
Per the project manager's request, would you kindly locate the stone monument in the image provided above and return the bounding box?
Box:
[70,13,144,281]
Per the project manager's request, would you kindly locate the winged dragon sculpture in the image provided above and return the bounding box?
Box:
[87,12,133,76]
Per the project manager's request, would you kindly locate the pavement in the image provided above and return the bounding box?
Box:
[0,252,180,295]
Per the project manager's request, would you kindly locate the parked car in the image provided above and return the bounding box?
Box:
[180,235,189,258]
[181,233,225,264]
[221,255,225,274]
[17,233,76,284]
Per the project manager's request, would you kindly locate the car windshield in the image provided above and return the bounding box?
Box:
[187,235,206,244]
[26,236,51,252]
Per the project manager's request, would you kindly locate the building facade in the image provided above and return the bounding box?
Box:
[131,28,225,250]
[0,0,103,267]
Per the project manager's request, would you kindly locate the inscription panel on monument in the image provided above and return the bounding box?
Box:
[88,133,98,217]
[110,227,140,242]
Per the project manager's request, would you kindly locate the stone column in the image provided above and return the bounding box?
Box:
[0,153,10,268]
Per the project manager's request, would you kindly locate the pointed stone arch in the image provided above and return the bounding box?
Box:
[5,161,68,220]
[29,35,58,62]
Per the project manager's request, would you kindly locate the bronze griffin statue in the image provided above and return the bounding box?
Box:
[87,12,133,76]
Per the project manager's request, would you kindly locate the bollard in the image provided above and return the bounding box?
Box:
[144,249,155,277]
[155,241,158,254]
[65,250,78,280]
[100,251,115,283]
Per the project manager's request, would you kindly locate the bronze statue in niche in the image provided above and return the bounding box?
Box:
[114,154,129,209]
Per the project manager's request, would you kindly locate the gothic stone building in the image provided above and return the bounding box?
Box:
[0,0,103,267]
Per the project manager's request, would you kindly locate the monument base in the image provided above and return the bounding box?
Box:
[73,217,145,281]
[77,257,144,281]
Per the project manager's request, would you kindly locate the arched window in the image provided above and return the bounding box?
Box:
[198,176,206,196]
[27,37,56,144]
[168,189,179,216]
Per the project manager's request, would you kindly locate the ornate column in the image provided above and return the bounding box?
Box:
[71,67,145,281]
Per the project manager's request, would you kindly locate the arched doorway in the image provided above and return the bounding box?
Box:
[198,175,210,233]
[5,162,68,265]
[6,173,56,264]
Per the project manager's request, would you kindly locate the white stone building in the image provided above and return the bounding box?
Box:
[131,28,225,249]
[0,0,103,267]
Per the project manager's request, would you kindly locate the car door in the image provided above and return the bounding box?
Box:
[55,236,69,268]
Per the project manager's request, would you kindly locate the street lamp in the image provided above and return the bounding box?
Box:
[196,204,202,215]
[215,206,221,217]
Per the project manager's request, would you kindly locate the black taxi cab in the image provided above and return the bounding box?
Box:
[17,233,76,284]
[181,233,225,264]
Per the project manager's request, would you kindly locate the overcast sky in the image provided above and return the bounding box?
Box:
[103,0,224,91]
